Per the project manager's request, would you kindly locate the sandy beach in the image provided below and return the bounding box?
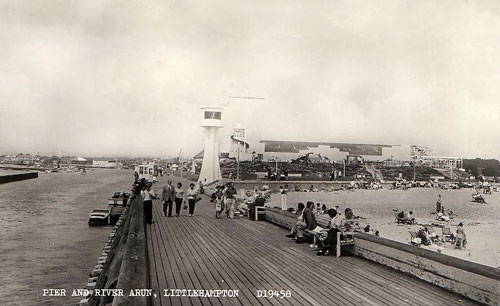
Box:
[269,188,500,268]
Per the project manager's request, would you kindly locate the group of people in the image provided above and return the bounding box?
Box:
[286,202,362,256]
[211,183,268,220]
[211,182,238,219]
[135,175,202,224]
[160,180,200,218]
[415,223,467,249]
[395,210,416,224]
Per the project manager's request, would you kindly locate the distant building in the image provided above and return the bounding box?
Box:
[257,140,403,163]
[1,154,37,166]
[418,156,463,170]
[71,157,92,166]
[93,160,118,168]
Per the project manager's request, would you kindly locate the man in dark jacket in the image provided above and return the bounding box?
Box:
[296,201,317,243]
[162,180,176,217]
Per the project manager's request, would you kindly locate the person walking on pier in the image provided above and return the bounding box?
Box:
[141,183,155,224]
[162,180,176,217]
[187,183,200,216]
[223,182,237,219]
[174,182,185,217]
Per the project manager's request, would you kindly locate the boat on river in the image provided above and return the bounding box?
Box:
[88,209,110,226]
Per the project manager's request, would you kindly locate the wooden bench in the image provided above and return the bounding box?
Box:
[264,207,355,256]
[336,231,355,257]
[255,206,267,221]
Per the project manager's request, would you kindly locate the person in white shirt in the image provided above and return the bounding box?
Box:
[310,208,344,248]
[174,182,185,217]
[279,185,288,211]
[186,183,199,217]
[286,202,305,238]
[141,183,156,224]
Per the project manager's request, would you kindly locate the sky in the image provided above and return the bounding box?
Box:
[0,0,499,159]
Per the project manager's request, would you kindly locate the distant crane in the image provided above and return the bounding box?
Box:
[177,148,183,163]
[177,148,183,178]
[228,96,265,180]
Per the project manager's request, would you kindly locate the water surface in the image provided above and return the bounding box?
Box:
[0,169,133,306]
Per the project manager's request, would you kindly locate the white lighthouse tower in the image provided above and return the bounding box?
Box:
[199,106,223,184]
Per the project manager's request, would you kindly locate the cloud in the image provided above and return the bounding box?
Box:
[0,0,499,159]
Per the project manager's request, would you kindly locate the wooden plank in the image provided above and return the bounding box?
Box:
[190,216,350,306]
[258,209,476,304]
[146,179,481,306]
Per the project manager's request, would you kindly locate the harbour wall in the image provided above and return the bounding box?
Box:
[81,194,148,306]
[0,172,38,184]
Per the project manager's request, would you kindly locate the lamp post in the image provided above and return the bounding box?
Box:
[237,146,240,180]
[413,155,416,181]
[276,158,278,180]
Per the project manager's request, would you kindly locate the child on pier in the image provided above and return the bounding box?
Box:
[215,195,224,218]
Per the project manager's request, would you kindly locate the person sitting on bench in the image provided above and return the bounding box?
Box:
[310,208,340,249]
[295,201,317,243]
[286,202,305,238]
[343,208,361,232]
[249,191,267,220]
[316,209,345,256]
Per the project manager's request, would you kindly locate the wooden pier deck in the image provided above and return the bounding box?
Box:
[146,179,481,306]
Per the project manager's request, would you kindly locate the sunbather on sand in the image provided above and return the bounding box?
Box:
[417,227,432,246]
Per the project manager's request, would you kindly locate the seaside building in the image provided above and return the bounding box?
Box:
[418,156,463,170]
[1,153,39,166]
[92,160,118,168]
[256,140,402,163]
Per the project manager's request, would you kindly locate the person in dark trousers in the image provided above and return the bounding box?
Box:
[223,182,237,219]
[162,180,175,217]
[134,178,146,196]
[174,182,185,217]
[141,183,155,224]
[186,183,199,217]
[317,208,344,255]
[316,227,342,256]
[249,191,266,220]
[296,201,317,243]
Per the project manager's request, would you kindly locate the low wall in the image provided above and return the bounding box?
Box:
[231,181,354,192]
[0,172,38,184]
[112,195,149,306]
[83,195,149,306]
[263,208,500,306]
[352,234,500,306]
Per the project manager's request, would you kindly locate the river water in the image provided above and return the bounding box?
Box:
[0,169,133,306]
